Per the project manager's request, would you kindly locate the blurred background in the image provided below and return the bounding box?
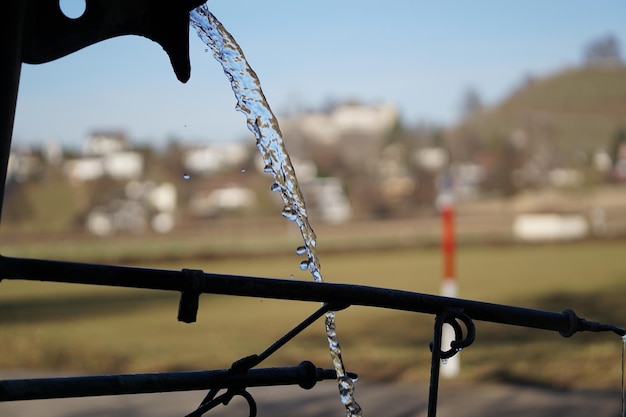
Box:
[1,0,625,407]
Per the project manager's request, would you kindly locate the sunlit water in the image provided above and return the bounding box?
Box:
[189,5,361,416]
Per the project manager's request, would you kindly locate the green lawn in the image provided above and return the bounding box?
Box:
[0,241,624,390]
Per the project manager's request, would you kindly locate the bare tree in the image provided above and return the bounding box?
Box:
[459,87,484,120]
[584,34,623,67]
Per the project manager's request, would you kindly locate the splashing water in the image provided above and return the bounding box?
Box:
[189,5,361,417]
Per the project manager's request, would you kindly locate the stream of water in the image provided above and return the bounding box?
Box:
[189,5,362,416]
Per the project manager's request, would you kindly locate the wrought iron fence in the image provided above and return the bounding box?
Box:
[0,255,623,417]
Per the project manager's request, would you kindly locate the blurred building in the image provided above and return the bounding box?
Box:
[86,181,177,236]
[189,185,256,218]
[301,177,352,224]
[82,131,129,156]
[64,131,144,183]
[182,142,250,176]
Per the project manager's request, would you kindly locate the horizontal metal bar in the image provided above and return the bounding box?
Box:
[0,362,336,402]
[0,255,624,337]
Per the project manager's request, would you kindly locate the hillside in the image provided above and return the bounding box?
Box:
[449,66,626,157]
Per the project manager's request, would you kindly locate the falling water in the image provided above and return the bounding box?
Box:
[189,5,362,417]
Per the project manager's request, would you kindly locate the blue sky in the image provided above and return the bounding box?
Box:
[12,0,626,150]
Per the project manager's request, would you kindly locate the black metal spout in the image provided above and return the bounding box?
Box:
[0,0,205,224]
[0,1,27,225]
[21,0,205,83]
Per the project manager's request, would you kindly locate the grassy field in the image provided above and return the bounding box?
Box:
[0,240,625,391]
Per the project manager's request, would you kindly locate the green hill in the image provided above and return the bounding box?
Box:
[449,65,626,158]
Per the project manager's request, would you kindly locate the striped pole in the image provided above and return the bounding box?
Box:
[438,172,459,378]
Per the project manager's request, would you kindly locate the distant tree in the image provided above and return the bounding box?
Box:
[584,34,623,67]
[609,127,626,181]
[459,87,484,120]
[2,182,35,225]
[383,115,405,146]
[609,128,626,161]
[481,136,521,197]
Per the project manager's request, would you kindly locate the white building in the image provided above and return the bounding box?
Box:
[302,177,352,224]
[64,157,105,182]
[83,131,128,156]
[64,132,144,182]
[103,151,144,180]
[284,102,398,144]
[183,142,250,175]
[189,185,256,217]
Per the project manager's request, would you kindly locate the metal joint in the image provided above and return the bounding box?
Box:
[178,268,204,323]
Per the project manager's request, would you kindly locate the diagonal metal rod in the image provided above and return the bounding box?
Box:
[231,302,348,373]
[0,255,624,337]
[0,362,335,402]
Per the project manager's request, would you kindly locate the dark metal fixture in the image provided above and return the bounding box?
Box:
[0,0,204,222]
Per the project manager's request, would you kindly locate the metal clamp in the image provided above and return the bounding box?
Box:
[178,268,203,323]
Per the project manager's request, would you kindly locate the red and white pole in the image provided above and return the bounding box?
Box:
[438,173,459,378]
[440,194,456,299]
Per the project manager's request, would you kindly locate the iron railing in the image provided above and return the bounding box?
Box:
[0,254,623,417]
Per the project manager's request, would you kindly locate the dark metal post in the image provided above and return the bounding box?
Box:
[427,310,476,417]
[428,312,446,417]
[0,0,27,224]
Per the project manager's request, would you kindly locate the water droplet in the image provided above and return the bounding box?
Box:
[241,169,246,173]
[300,260,309,270]
[204,48,208,53]
[442,358,448,365]
[296,246,307,255]
[270,182,281,192]
[311,269,323,282]
[183,173,191,180]
[338,376,355,404]
[263,164,273,174]
[281,208,297,222]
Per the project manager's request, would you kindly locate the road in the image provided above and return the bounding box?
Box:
[0,370,621,417]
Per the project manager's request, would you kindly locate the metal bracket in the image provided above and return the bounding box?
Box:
[178,268,203,323]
